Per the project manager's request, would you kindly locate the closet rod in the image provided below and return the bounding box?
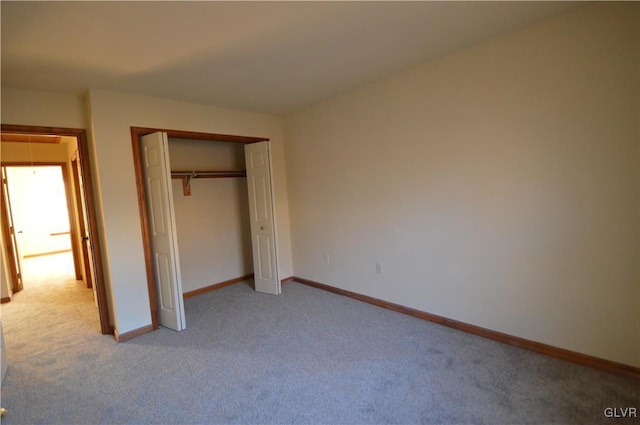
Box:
[171,170,247,196]
[171,170,246,177]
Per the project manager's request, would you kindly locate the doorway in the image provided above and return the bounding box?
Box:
[3,165,77,284]
[0,125,112,335]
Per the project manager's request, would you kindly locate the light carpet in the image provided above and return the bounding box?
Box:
[0,254,637,424]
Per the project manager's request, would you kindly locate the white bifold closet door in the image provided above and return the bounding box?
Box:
[141,132,186,331]
[244,141,280,295]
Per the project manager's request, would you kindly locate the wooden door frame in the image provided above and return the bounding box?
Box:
[1,124,113,335]
[130,126,268,330]
[1,162,82,283]
[71,156,94,289]
[0,168,23,293]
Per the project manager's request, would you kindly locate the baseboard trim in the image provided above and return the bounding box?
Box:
[280,276,295,285]
[23,249,72,259]
[0,297,11,304]
[293,277,640,380]
[183,274,254,299]
[114,324,154,343]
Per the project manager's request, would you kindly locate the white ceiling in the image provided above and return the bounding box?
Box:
[1,1,585,115]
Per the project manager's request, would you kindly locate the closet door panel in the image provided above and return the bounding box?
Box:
[141,132,186,331]
[245,141,280,295]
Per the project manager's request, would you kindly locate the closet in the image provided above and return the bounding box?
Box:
[169,136,253,294]
[134,129,280,332]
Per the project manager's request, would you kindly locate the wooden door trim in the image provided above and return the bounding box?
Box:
[1,124,113,336]
[0,169,22,292]
[130,127,269,330]
[131,128,159,330]
[72,157,93,289]
[131,127,269,144]
[62,162,82,280]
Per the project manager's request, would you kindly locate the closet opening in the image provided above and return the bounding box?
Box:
[168,136,253,299]
[131,127,279,333]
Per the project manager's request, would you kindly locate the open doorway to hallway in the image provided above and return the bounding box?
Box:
[4,165,77,285]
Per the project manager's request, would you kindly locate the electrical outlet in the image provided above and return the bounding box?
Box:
[376,262,383,274]
[323,253,330,264]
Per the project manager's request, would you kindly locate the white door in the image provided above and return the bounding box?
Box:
[141,132,186,331]
[245,142,280,295]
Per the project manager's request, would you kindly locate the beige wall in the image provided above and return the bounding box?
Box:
[87,89,293,335]
[168,139,253,293]
[1,87,87,129]
[284,3,640,367]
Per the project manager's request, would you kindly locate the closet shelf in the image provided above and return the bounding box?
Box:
[171,169,247,196]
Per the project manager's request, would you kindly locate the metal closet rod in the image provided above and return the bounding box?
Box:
[170,170,246,177]
[171,170,247,196]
